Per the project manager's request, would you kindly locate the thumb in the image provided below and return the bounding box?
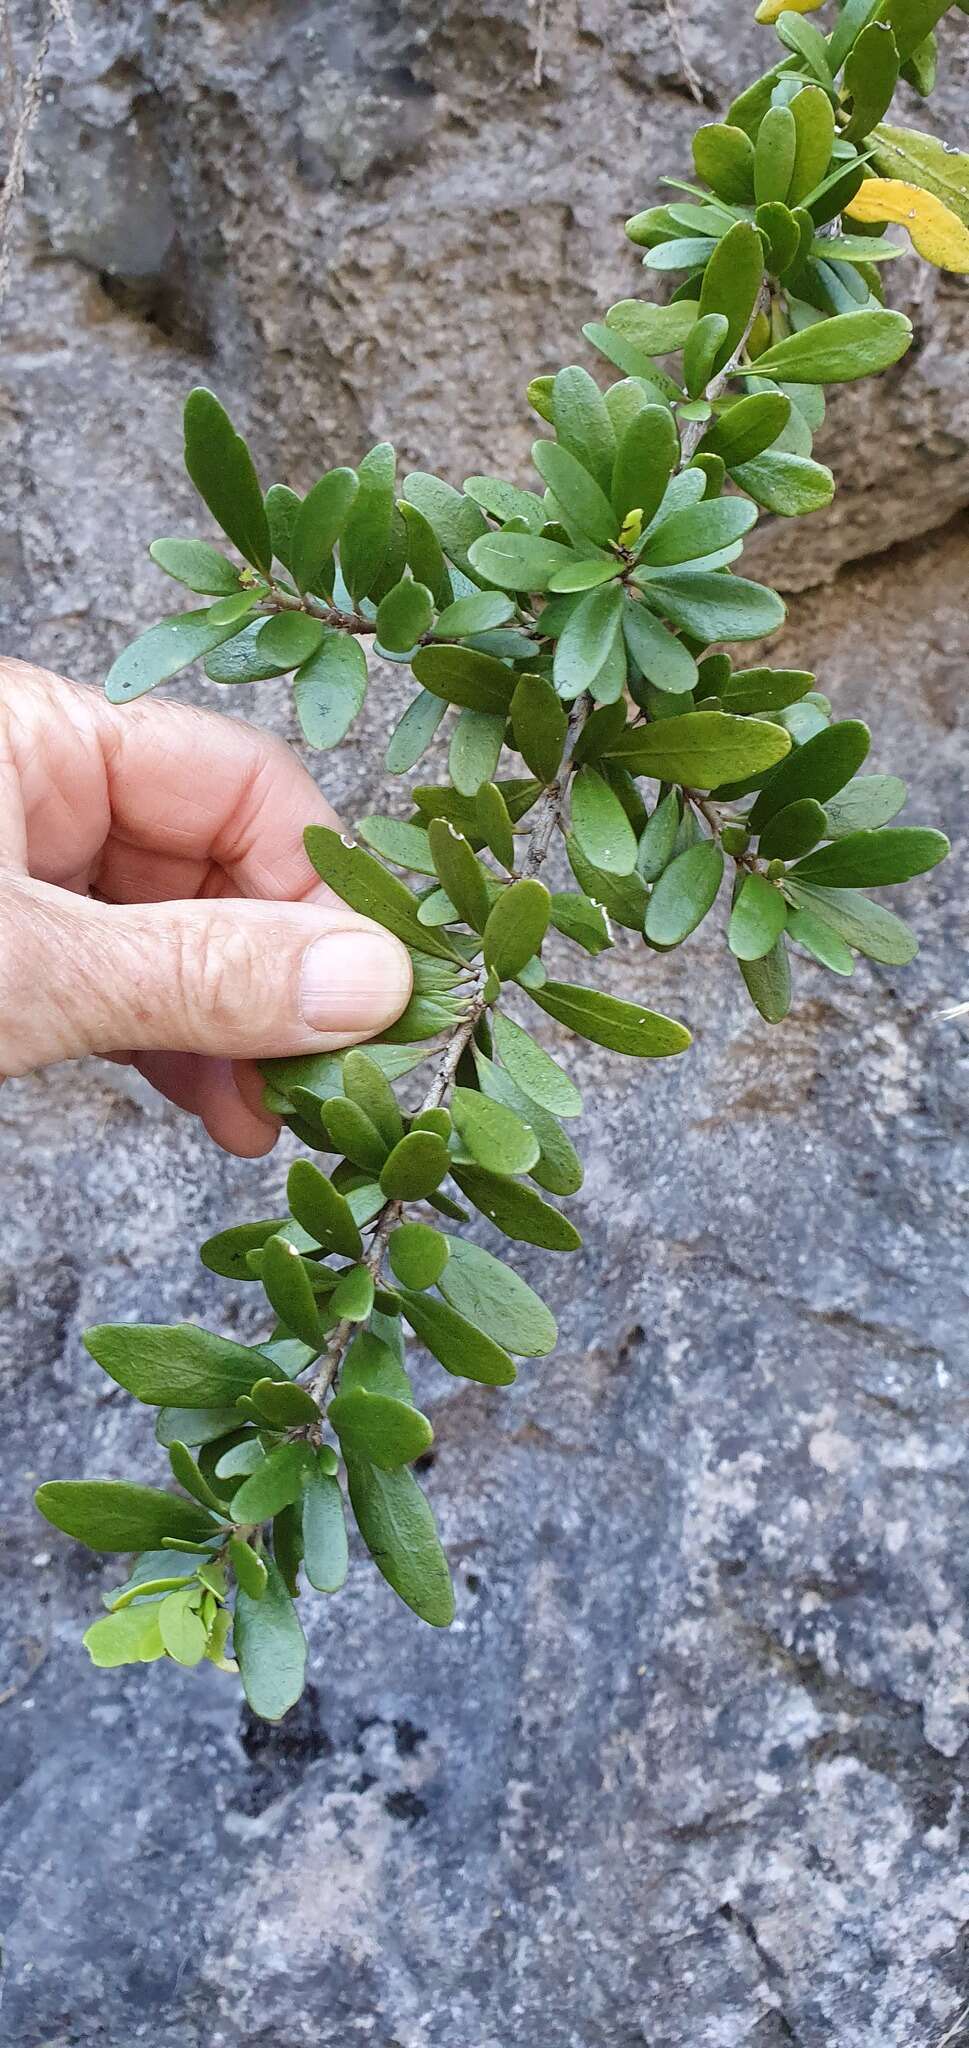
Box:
[2,878,413,1072]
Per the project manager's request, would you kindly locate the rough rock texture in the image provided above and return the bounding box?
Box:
[1,3,968,2043]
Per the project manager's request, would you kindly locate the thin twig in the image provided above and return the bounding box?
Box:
[310,697,590,1404]
[0,0,79,317]
[662,0,704,105]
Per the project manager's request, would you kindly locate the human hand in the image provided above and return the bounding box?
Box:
[0,659,412,1155]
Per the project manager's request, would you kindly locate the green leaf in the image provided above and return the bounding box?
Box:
[463,474,546,528]
[606,709,790,789]
[683,312,730,400]
[149,538,243,596]
[449,708,505,797]
[789,826,948,886]
[693,122,756,203]
[260,1234,324,1351]
[168,1440,225,1513]
[720,666,813,714]
[532,438,619,546]
[357,816,435,875]
[553,583,625,701]
[182,387,272,573]
[291,466,359,594]
[466,531,577,593]
[157,1584,208,1668]
[287,1159,363,1259]
[82,1323,279,1408]
[388,1222,450,1290]
[293,632,368,750]
[644,840,724,946]
[376,578,435,654]
[755,103,797,207]
[640,572,785,645]
[566,835,650,928]
[255,611,324,668]
[452,1162,580,1250]
[636,790,681,882]
[698,220,765,363]
[155,1405,243,1448]
[451,1087,541,1175]
[482,880,551,979]
[339,442,395,602]
[529,980,691,1057]
[346,1457,454,1624]
[604,296,700,350]
[36,1480,216,1554]
[549,889,612,956]
[229,1534,268,1599]
[330,1263,376,1322]
[401,471,490,579]
[758,797,828,859]
[427,816,492,931]
[265,483,302,574]
[410,641,517,716]
[84,1604,166,1668]
[738,933,792,1021]
[329,1387,433,1469]
[342,1048,405,1151]
[379,1130,451,1200]
[434,590,515,637]
[745,309,912,383]
[303,826,461,963]
[611,405,680,526]
[640,498,758,568]
[570,767,638,875]
[231,1442,316,1524]
[823,773,906,837]
[202,619,296,685]
[870,120,969,229]
[843,23,899,144]
[249,1377,320,1427]
[473,1051,583,1196]
[476,781,516,871]
[551,365,617,494]
[747,720,871,829]
[104,609,251,704]
[301,1463,348,1594]
[435,1235,556,1357]
[385,689,448,773]
[786,903,855,974]
[510,672,568,783]
[399,1288,517,1385]
[727,872,788,960]
[730,451,834,516]
[786,84,836,206]
[200,1219,288,1280]
[622,599,698,696]
[322,1096,389,1175]
[234,1557,307,1719]
[491,1009,582,1118]
[783,879,918,963]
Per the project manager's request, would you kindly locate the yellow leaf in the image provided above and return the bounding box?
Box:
[846,177,969,274]
[754,0,821,21]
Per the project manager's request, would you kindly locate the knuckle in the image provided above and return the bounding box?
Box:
[172,915,263,1044]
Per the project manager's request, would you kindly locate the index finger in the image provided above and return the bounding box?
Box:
[1,660,342,901]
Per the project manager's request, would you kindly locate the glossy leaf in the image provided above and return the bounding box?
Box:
[287,1159,363,1259]
[399,1288,517,1386]
[438,1236,556,1356]
[783,880,918,963]
[260,1234,324,1351]
[727,873,788,960]
[388,1222,450,1291]
[606,709,790,789]
[758,797,828,860]
[451,1087,541,1175]
[529,980,690,1058]
[738,934,792,1022]
[340,442,395,602]
[347,1456,454,1624]
[511,672,568,783]
[82,1323,279,1408]
[823,773,907,838]
[149,538,242,596]
[427,817,492,930]
[745,309,912,382]
[105,609,252,704]
[231,1442,316,1524]
[36,1480,216,1554]
[292,467,359,593]
[329,1387,433,1469]
[644,841,724,947]
[482,880,551,979]
[491,1009,582,1118]
[183,387,272,573]
[303,827,461,963]
[380,1130,451,1200]
[789,826,948,886]
[234,1558,307,1720]
[748,721,871,830]
[84,1604,166,1668]
[452,1162,581,1250]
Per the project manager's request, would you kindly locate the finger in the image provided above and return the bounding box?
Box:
[0,658,342,899]
[0,875,413,1073]
[129,1052,281,1158]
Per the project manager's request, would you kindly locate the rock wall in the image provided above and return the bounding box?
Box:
[0,3,968,2043]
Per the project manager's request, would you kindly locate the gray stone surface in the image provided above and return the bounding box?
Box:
[1,3,968,2043]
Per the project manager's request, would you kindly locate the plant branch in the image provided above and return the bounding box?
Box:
[309,694,591,1406]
